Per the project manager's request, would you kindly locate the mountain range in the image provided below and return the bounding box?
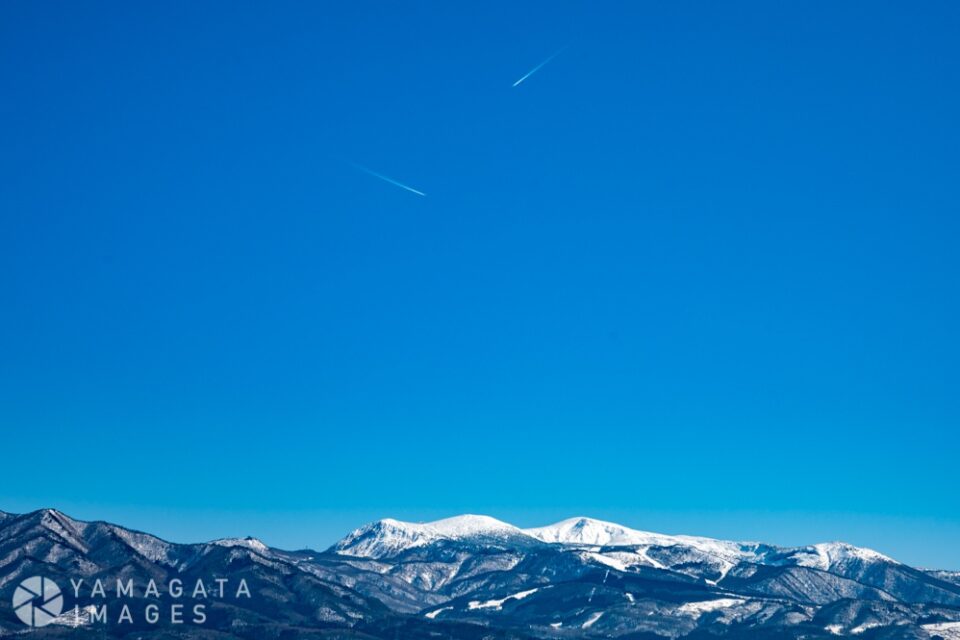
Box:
[2,508,960,640]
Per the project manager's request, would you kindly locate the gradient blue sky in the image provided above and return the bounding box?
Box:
[2,1,959,568]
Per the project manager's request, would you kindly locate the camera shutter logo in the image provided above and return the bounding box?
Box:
[12,576,63,627]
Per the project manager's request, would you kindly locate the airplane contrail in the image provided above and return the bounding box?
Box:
[349,162,426,197]
[512,45,569,87]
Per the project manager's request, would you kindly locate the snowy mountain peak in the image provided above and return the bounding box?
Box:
[789,541,898,570]
[213,536,270,553]
[523,517,683,548]
[38,508,81,528]
[815,541,895,562]
[33,508,89,548]
[332,515,525,558]
[428,514,520,537]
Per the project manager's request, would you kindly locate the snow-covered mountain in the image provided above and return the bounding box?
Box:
[211,535,271,552]
[335,514,746,558]
[524,516,774,566]
[333,514,530,557]
[324,514,960,638]
[525,516,711,548]
[333,514,896,579]
[3,508,960,640]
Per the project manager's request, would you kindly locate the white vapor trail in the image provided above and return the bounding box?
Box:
[350,163,426,197]
[512,45,569,87]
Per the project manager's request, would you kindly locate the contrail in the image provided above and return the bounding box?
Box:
[512,45,569,87]
[349,162,426,197]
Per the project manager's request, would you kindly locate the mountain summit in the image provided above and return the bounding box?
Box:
[333,514,529,558]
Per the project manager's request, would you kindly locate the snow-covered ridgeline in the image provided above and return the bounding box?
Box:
[332,514,897,573]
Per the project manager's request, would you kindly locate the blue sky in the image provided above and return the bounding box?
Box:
[1,1,959,568]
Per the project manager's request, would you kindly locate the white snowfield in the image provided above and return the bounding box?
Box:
[582,611,604,628]
[333,514,897,575]
[922,622,960,640]
[677,598,746,617]
[467,588,540,611]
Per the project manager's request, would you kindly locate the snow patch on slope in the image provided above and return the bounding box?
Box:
[922,622,960,640]
[111,527,176,565]
[582,611,604,629]
[678,599,746,617]
[468,588,540,611]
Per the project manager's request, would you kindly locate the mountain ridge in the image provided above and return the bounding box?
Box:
[331,513,898,569]
[3,508,959,640]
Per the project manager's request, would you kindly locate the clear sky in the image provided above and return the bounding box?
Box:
[2,2,959,569]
